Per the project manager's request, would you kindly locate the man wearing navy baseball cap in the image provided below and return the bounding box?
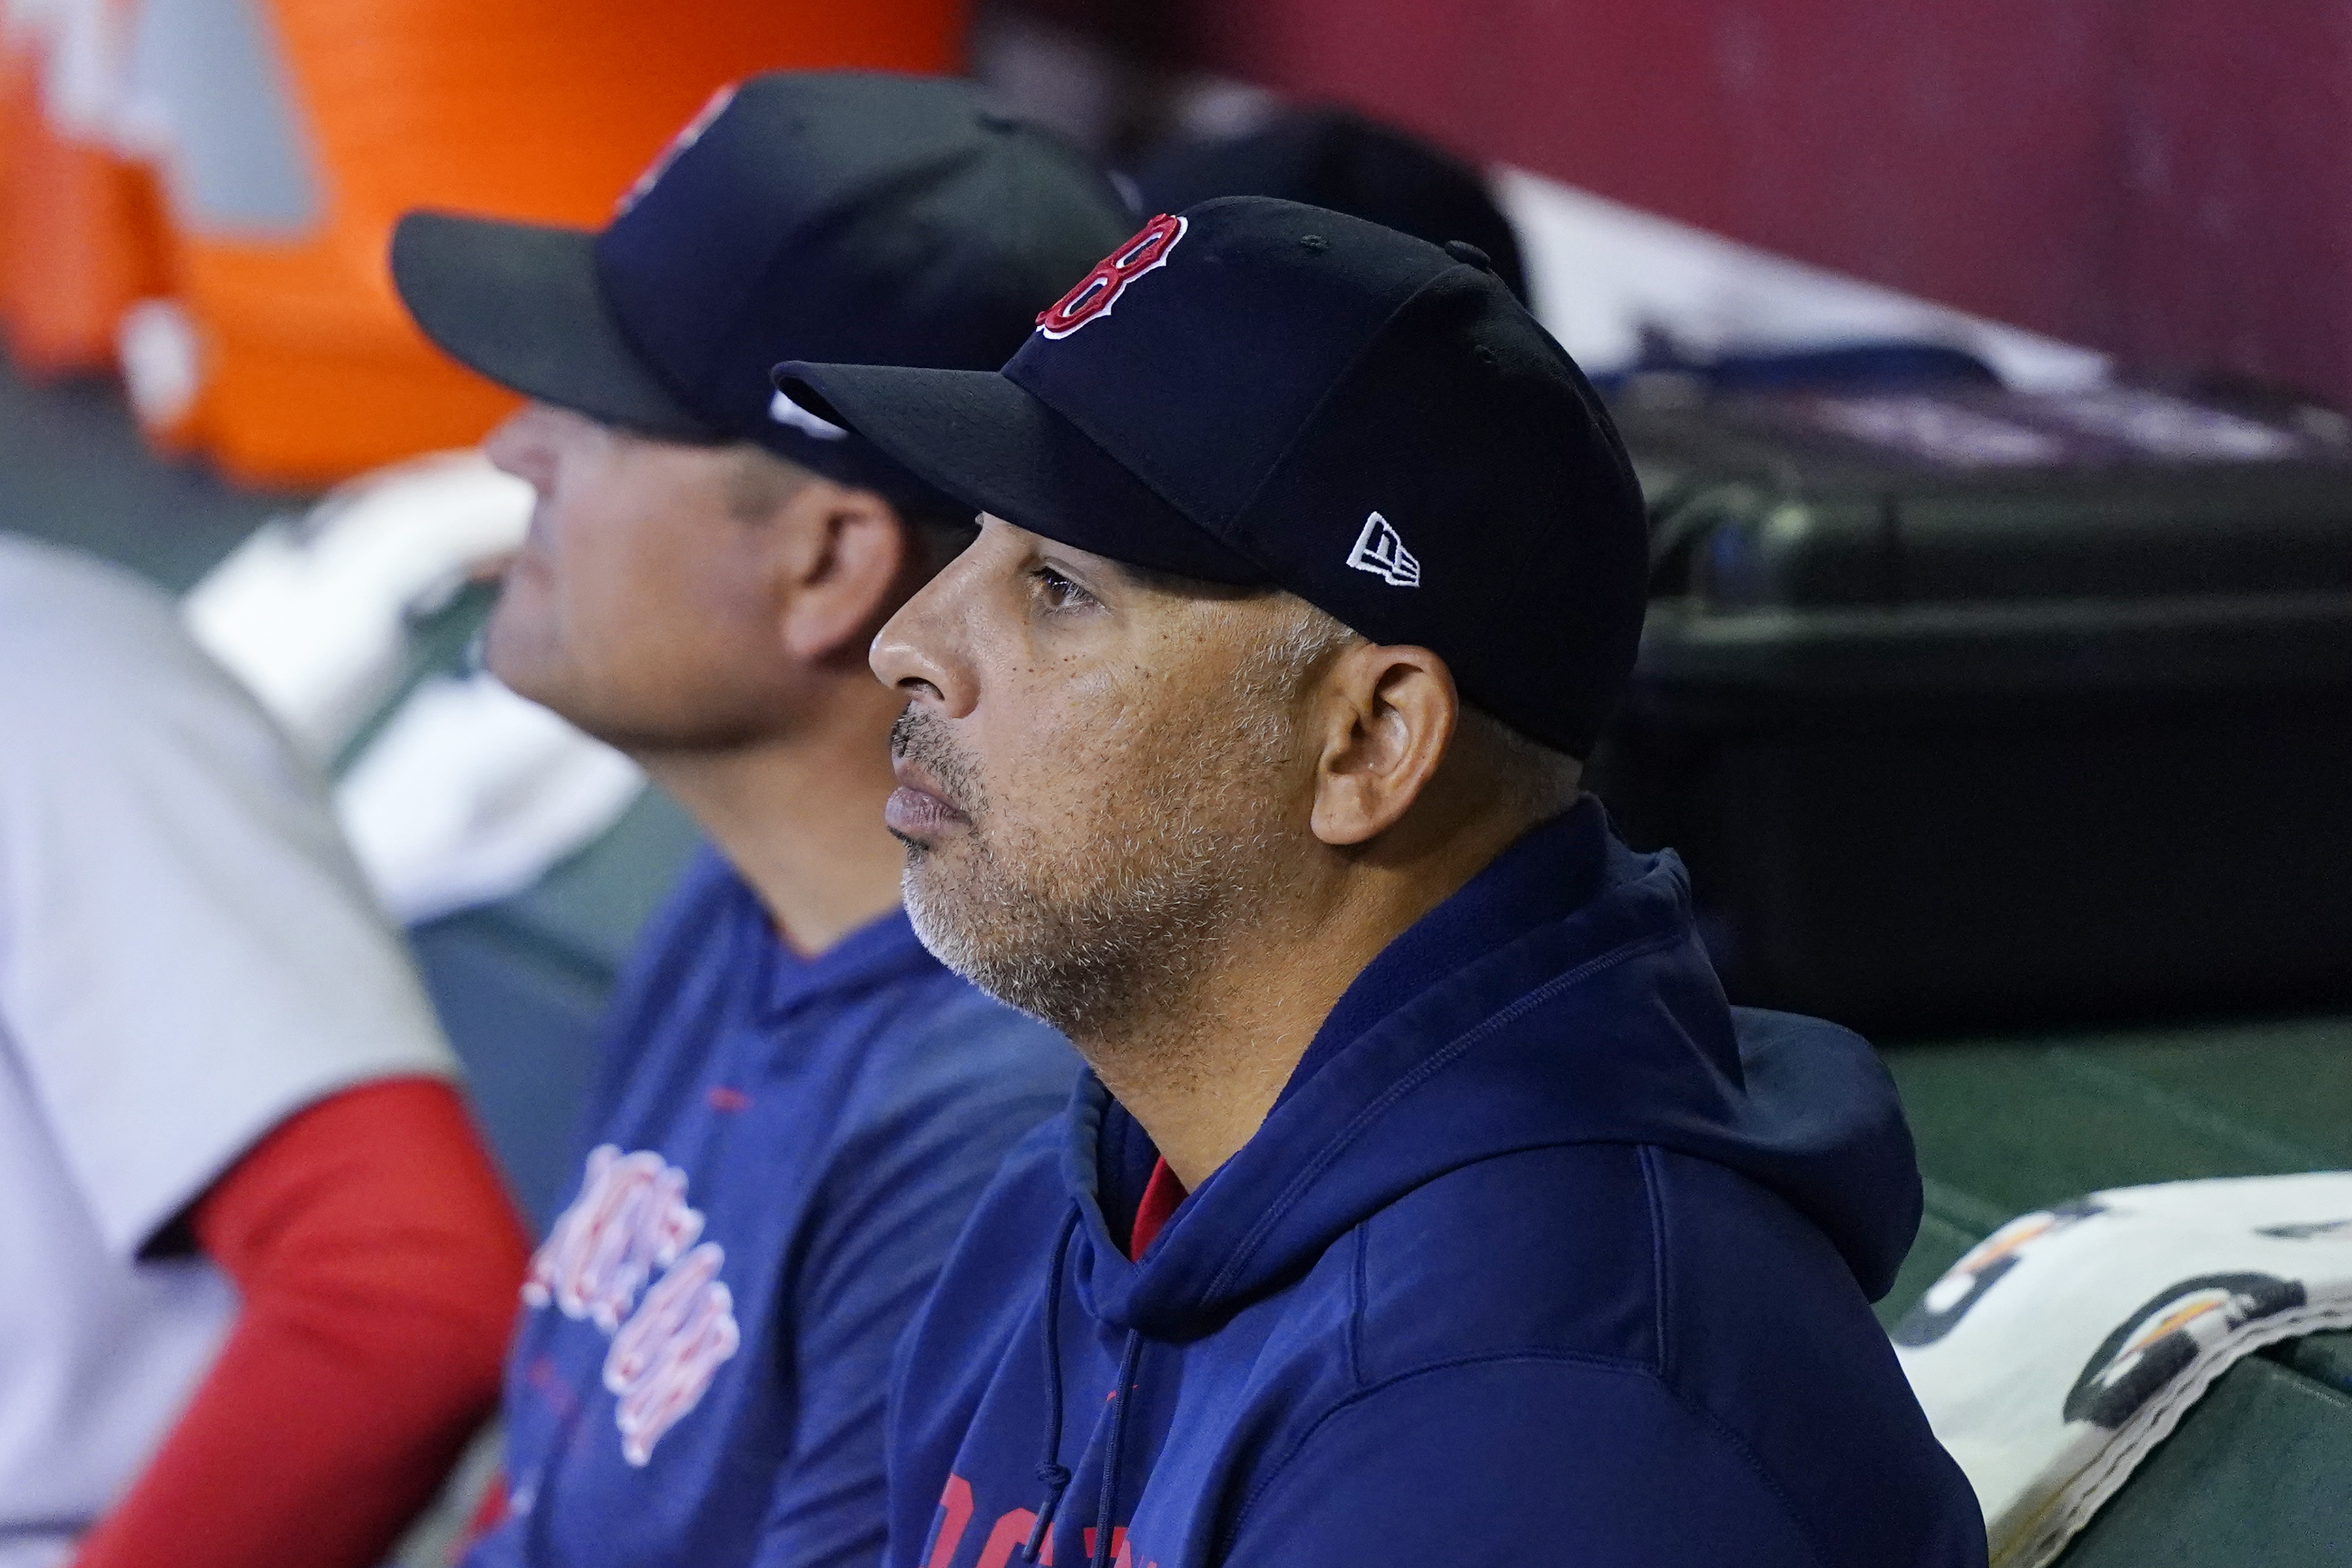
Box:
[776,199,1985,1567]
[388,74,1132,1568]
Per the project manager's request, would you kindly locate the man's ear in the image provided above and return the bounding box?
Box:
[774,482,911,663]
[1306,642,1458,847]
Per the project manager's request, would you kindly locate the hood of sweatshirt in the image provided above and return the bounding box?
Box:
[1062,796,1920,1341]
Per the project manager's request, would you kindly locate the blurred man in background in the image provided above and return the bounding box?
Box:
[0,537,526,1568]
[389,73,1131,1568]
[1131,104,1527,302]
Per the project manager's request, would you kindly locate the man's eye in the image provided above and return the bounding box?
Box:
[1030,566,1097,612]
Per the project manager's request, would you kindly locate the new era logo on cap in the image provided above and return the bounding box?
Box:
[1347,512,1420,587]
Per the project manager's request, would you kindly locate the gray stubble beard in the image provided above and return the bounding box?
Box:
[894,706,1302,1053]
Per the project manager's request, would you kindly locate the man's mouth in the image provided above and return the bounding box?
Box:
[885,753,970,840]
[500,533,553,587]
[498,506,559,583]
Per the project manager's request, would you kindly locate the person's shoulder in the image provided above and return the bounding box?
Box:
[0,538,233,714]
[1352,1139,1902,1371]
[1326,1144,1983,1566]
[894,1109,1070,1323]
[585,847,764,1090]
[628,844,755,956]
[904,974,1071,1059]
[986,1106,1068,1185]
[1642,1146,1952,1435]
[835,975,1079,1157]
[604,846,766,1002]
[0,535,174,625]
[1350,1142,1666,1379]
[851,964,1079,1097]
[807,963,1076,1193]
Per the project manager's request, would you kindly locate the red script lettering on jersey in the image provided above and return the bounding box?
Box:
[525,1145,743,1465]
[1034,214,1187,339]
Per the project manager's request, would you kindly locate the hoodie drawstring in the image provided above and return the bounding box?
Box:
[1091,1329,1145,1568]
[1021,1207,1081,1563]
[1024,1204,1151,1568]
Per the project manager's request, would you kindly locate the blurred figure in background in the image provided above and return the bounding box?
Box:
[0,537,527,1568]
[387,73,1129,1568]
[1130,104,1527,302]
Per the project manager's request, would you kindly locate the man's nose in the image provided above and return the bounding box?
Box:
[870,567,975,718]
[482,403,561,491]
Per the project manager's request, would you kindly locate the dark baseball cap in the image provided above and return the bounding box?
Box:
[1131,106,1528,304]
[389,71,1134,514]
[776,196,1646,759]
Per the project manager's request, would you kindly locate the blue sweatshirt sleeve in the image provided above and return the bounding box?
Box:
[750,1000,1075,1568]
[1222,1358,1838,1568]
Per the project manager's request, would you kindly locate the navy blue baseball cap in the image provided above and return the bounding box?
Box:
[389,71,1133,514]
[776,197,1647,758]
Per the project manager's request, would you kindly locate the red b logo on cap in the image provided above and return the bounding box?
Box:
[1035,214,1187,339]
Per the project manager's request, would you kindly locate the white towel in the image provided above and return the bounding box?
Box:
[184,449,647,924]
[333,672,643,926]
[184,449,532,764]
[1893,1171,2352,1568]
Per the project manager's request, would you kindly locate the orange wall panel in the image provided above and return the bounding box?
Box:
[170,0,966,485]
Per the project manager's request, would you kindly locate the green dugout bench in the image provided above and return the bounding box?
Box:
[11,358,2349,1563]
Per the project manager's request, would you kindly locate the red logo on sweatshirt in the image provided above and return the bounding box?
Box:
[1034,214,1187,340]
[525,1146,742,1465]
[924,1476,1155,1568]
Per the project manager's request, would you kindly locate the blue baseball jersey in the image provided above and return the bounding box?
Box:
[465,847,1077,1568]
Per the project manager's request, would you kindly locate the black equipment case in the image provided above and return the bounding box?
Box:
[1596,384,2352,1032]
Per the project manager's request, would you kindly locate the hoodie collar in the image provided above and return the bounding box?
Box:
[1277,800,1612,1110]
[1059,801,1917,1339]
[1095,802,1607,1248]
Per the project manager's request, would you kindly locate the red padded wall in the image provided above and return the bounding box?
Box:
[1186,1,2352,405]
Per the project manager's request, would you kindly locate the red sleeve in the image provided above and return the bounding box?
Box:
[71,1078,530,1568]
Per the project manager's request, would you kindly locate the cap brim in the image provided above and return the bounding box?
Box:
[774,361,1266,585]
[391,211,715,440]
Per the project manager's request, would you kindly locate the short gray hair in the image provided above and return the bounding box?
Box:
[1243,595,1580,820]
[1453,702,1583,823]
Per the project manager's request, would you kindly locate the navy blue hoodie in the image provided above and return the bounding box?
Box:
[878,800,1986,1568]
